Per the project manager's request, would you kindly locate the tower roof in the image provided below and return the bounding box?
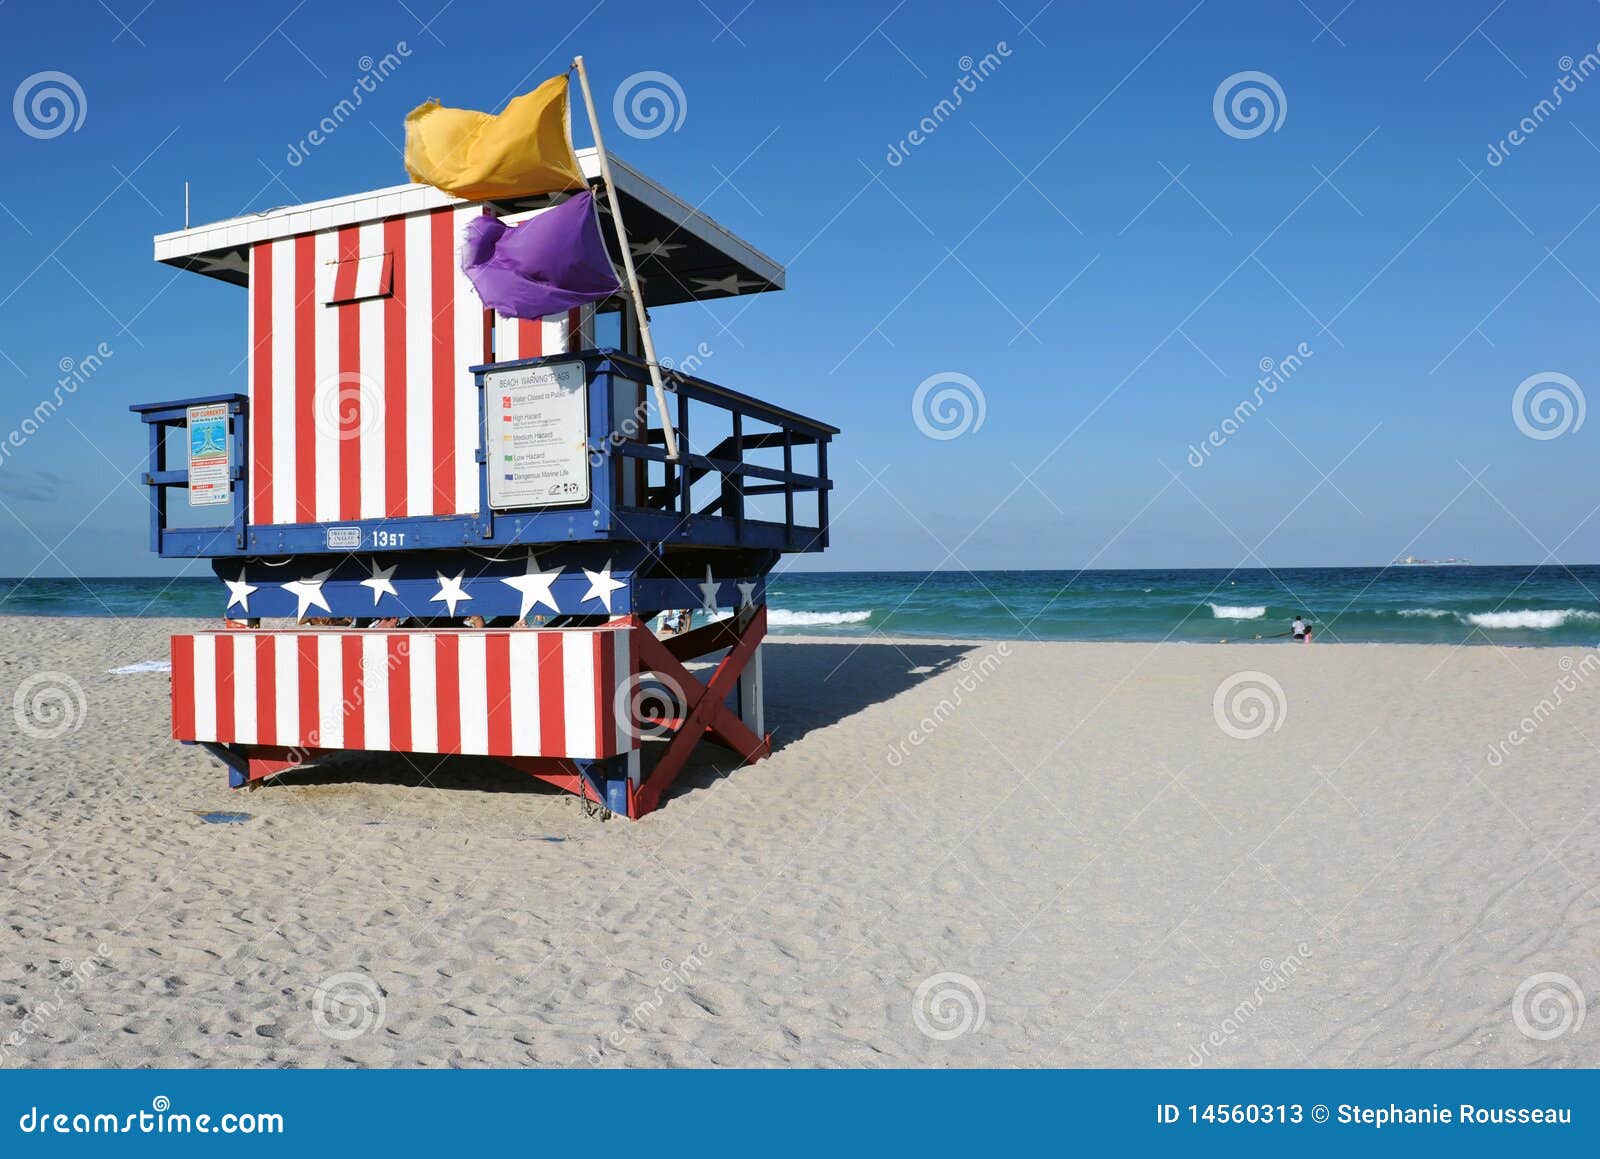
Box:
[153,148,783,306]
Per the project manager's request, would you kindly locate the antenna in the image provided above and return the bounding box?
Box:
[184,181,190,229]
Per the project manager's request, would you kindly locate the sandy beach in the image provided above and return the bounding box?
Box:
[2,614,1595,1067]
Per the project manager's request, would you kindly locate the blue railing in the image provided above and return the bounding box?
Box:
[129,350,836,560]
[128,392,249,558]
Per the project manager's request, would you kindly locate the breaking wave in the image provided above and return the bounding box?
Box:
[768,609,873,627]
[1465,608,1600,631]
[1209,604,1266,620]
[1398,608,1452,618]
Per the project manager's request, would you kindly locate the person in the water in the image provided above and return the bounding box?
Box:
[1291,614,1312,643]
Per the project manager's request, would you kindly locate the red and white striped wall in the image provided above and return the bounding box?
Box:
[246,208,609,529]
[494,303,594,362]
[171,628,636,761]
[247,205,492,526]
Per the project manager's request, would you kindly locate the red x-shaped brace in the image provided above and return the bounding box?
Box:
[628,604,771,816]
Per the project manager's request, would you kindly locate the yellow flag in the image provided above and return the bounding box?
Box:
[404,74,586,200]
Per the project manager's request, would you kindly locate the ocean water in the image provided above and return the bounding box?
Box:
[763,566,1600,646]
[4,567,1600,646]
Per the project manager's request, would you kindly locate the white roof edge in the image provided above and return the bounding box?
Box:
[153,148,784,287]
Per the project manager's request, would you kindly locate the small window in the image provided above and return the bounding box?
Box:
[320,252,393,305]
[593,305,623,350]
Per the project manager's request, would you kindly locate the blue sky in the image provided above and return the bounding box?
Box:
[2,0,1599,576]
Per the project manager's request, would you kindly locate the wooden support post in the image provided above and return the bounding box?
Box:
[817,439,830,546]
[603,751,641,816]
[782,430,794,547]
[148,419,164,555]
[204,742,322,788]
[737,616,765,739]
[676,388,691,521]
[499,752,641,817]
[728,411,744,537]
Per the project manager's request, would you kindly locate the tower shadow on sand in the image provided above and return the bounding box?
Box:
[230,639,979,812]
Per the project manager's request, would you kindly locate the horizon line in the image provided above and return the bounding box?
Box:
[5,562,1596,582]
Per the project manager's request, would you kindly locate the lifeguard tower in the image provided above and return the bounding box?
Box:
[132,148,836,819]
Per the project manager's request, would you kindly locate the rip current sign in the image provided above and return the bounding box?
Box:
[485,360,589,510]
[187,403,230,508]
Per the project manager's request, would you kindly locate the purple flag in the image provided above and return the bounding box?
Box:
[460,190,621,320]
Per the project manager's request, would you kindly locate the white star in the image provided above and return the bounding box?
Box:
[501,554,562,620]
[630,236,685,260]
[691,272,765,296]
[224,568,258,614]
[280,569,332,621]
[430,570,473,617]
[698,566,721,614]
[580,559,627,614]
[360,558,398,606]
[736,581,757,609]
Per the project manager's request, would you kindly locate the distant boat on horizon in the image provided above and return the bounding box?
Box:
[1392,555,1472,567]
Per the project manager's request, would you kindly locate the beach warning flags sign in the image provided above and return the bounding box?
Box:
[404,74,586,200]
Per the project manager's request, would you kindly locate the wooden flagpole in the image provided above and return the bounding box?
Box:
[572,56,680,461]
